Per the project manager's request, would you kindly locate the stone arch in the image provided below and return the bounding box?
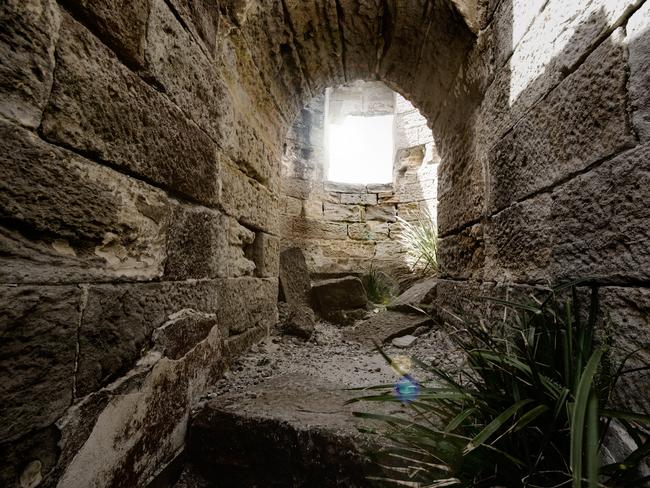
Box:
[1,0,648,487]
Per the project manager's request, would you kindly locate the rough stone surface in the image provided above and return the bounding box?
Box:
[42,14,220,206]
[0,121,170,284]
[389,278,438,312]
[277,302,316,340]
[0,286,79,442]
[59,0,149,68]
[312,277,368,317]
[344,310,432,347]
[627,2,650,142]
[278,247,312,307]
[392,335,418,348]
[0,0,60,128]
[189,374,376,488]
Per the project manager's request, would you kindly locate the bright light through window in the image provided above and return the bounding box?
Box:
[328,115,394,184]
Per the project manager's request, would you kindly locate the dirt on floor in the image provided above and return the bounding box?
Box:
[206,313,465,402]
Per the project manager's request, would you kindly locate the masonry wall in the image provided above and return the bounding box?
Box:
[281,82,439,280]
[0,0,648,486]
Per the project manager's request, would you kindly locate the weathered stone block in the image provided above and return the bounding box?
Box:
[146,0,232,146]
[152,309,218,360]
[281,195,303,217]
[215,278,278,336]
[627,1,650,142]
[348,222,390,241]
[437,224,485,281]
[0,0,60,128]
[249,232,280,278]
[281,0,344,93]
[312,277,368,315]
[59,0,149,68]
[396,201,436,222]
[282,217,348,241]
[279,247,312,307]
[167,0,220,57]
[340,193,378,205]
[165,203,227,280]
[365,204,397,223]
[549,144,650,282]
[484,194,552,283]
[303,199,324,219]
[0,286,79,442]
[219,158,279,235]
[487,30,635,212]
[42,14,219,206]
[599,286,650,413]
[323,203,363,222]
[76,280,222,397]
[324,181,366,193]
[0,121,169,284]
[226,216,256,278]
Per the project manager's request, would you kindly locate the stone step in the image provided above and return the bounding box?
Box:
[184,374,385,487]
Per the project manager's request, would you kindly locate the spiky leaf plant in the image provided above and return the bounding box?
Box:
[362,265,395,305]
[349,282,650,487]
[396,209,437,275]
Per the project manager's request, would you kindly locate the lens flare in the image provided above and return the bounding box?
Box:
[391,355,412,375]
[394,374,419,404]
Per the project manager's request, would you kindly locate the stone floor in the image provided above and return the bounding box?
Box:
[173,311,464,487]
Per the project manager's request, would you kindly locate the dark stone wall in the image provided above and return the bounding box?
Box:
[0,0,648,486]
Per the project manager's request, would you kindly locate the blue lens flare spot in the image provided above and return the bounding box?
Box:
[394,374,420,404]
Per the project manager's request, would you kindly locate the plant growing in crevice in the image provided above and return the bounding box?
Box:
[348,282,650,487]
[362,265,396,305]
[396,209,438,275]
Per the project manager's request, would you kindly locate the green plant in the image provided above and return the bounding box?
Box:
[396,209,437,274]
[349,282,650,487]
[362,266,395,304]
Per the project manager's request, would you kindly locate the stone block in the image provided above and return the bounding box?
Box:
[281,0,344,93]
[437,224,485,281]
[365,204,397,223]
[0,121,170,284]
[549,144,650,283]
[167,0,220,57]
[627,1,650,142]
[374,241,407,261]
[215,278,278,336]
[219,158,279,235]
[282,177,316,200]
[59,0,149,68]
[347,222,390,241]
[41,14,219,206]
[226,217,256,278]
[152,309,218,360]
[279,247,312,307]
[145,0,232,145]
[0,286,79,442]
[57,323,224,488]
[302,200,324,219]
[599,286,650,413]
[164,203,227,280]
[324,181,367,193]
[484,194,552,283]
[281,195,302,217]
[282,217,348,241]
[343,311,432,346]
[0,0,60,128]
[249,232,280,278]
[340,193,378,205]
[312,277,368,315]
[75,280,222,397]
[487,30,635,213]
[323,203,363,222]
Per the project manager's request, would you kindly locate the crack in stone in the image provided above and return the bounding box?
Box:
[71,284,89,404]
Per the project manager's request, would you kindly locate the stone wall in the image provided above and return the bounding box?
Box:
[1,0,648,486]
[281,82,438,279]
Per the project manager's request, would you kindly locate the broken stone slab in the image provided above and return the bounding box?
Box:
[388,278,438,312]
[187,374,382,487]
[278,247,312,306]
[343,310,432,347]
[277,302,316,341]
[311,276,368,321]
[392,335,418,348]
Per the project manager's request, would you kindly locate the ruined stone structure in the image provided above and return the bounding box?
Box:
[1,0,648,486]
[281,80,438,278]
